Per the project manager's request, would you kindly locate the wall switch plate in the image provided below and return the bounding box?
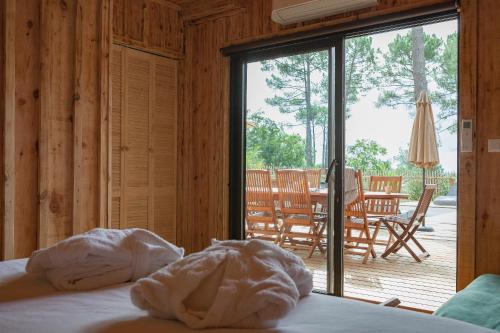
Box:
[488,139,500,152]
[461,119,473,153]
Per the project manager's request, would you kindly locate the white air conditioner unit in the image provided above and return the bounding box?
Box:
[271,0,378,25]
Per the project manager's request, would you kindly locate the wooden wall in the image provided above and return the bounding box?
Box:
[475,0,500,275]
[0,0,110,258]
[0,0,184,259]
[113,0,183,58]
[0,0,5,259]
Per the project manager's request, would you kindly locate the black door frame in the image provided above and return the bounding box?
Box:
[225,7,459,297]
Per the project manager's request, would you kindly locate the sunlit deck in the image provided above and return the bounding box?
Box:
[299,204,456,312]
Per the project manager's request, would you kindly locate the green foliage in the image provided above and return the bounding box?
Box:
[261,51,328,166]
[375,30,443,110]
[433,32,458,133]
[346,139,391,173]
[246,113,306,169]
[344,36,377,111]
[261,36,376,167]
[375,28,458,134]
[394,148,451,200]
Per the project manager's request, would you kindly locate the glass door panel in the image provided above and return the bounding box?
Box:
[244,49,333,292]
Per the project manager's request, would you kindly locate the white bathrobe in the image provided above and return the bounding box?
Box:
[130,239,313,329]
[26,228,184,291]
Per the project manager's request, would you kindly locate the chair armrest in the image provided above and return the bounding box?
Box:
[379,297,401,307]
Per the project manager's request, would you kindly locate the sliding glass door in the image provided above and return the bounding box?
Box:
[229,38,345,295]
[228,12,458,311]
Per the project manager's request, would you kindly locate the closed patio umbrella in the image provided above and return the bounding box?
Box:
[408,91,439,231]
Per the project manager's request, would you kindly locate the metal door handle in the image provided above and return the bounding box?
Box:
[325,159,338,183]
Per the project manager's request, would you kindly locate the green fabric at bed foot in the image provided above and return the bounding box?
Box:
[434,274,500,331]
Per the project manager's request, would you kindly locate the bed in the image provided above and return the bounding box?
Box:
[0,259,494,333]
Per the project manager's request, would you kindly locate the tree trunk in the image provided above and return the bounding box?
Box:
[411,27,428,101]
[305,59,313,167]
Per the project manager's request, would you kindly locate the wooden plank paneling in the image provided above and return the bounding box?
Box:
[112,0,183,58]
[457,0,477,289]
[13,0,40,257]
[73,0,101,235]
[0,0,4,259]
[100,0,112,229]
[0,0,111,257]
[39,0,77,247]
[476,0,500,276]
[3,0,16,259]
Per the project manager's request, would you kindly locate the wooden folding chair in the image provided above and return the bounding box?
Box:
[306,169,322,189]
[276,169,326,258]
[381,185,436,262]
[366,176,403,250]
[344,170,380,264]
[245,169,280,243]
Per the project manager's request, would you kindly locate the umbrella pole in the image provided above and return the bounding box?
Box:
[419,168,434,232]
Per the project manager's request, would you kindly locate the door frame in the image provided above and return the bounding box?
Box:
[225,8,463,297]
[228,39,344,296]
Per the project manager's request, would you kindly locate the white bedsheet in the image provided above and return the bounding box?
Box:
[0,259,494,333]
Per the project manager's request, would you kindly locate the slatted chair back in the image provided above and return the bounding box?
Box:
[245,170,278,240]
[366,176,403,216]
[412,184,437,222]
[345,170,368,220]
[276,169,313,224]
[343,170,379,263]
[306,169,322,189]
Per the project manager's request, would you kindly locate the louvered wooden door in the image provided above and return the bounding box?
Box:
[111,45,177,243]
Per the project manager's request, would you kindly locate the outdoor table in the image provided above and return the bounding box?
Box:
[271,188,409,209]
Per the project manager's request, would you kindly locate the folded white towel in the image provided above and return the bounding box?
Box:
[26,228,184,291]
[130,239,312,329]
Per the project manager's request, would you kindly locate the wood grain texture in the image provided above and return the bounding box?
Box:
[476,0,500,276]
[73,0,101,235]
[111,45,178,243]
[100,0,112,229]
[112,0,183,58]
[39,0,77,247]
[13,0,40,257]
[3,0,16,259]
[0,0,4,259]
[1,0,40,259]
[457,0,477,289]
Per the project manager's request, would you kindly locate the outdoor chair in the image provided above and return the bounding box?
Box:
[381,184,436,262]
[306,169,322,189]
[344,170,380,264]
[276,169,326,257]
[245,169,280,243]
[366,176,403,250]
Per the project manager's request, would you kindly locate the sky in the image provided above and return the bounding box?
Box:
[246,20,458,172]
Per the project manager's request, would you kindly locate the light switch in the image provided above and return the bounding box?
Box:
[488,139,500,152]
[461,119,473,153]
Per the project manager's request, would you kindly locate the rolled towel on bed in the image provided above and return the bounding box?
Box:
[130,239,313,329]
[26,228,184,291]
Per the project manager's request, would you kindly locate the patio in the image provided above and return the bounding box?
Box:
[298,203,456,312]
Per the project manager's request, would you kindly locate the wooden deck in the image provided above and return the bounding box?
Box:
[298,205,457,312]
